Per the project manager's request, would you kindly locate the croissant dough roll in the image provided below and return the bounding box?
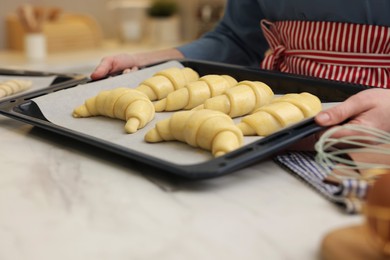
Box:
[0,79,32,98]
[135,67,199,101]
[272,92,322,117]
[194,80,274,118]
[73,87,155,134]
[237,92,322,136]
[154,74,237,111]
[145,109,243,157]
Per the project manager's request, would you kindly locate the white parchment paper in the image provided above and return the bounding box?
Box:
[32,60,338,165]
[32,61,250,165]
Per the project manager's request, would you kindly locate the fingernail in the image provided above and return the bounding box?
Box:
[316,112,330,123]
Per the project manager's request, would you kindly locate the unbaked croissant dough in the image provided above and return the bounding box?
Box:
[154,74,237,111]
[237,92,322,136]
[144,109,243,157]
[72,87,155,133]
[193,80,274,118]
[135,67,199,101]
[0,79,32,98]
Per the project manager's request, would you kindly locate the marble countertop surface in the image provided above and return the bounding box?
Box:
[0,44,362,260]
[0,115,362,260]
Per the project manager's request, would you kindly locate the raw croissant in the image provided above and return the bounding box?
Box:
[237,92,322,136]
[0,79,32,98]
[72,87,155,134]
[135,67,199,101]
[154,74,237,112]
[145,109,243,157]
[193,80,274,118]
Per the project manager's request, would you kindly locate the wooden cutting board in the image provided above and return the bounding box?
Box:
[321,224,389,260]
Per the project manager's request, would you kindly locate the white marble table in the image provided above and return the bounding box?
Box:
[0,45,362,260]
[0,115,362,260]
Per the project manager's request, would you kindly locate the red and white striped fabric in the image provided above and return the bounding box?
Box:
[260,19,390,88]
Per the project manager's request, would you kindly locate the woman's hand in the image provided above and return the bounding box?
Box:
[90,49,185,80]
[315,88,390,138]
[288,88,390,151]
[90,53,139,80]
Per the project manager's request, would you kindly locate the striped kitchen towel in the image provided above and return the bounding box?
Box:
[274,151,369,214]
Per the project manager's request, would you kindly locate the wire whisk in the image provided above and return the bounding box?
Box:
[315,124,390,181]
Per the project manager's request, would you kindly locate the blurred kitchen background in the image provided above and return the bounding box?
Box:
[0,0,226,74]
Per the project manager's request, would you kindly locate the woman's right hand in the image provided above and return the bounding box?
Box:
[315,88,390,137]
[287,88,390,151]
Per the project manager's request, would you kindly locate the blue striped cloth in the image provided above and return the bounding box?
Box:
[274,152,369,214]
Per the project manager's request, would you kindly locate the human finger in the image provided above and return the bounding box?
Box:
[122,67,139,74]
[315,91,373,126]
[90,57,116,80]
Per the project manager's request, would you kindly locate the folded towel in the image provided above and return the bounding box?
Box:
[274,152,369,214]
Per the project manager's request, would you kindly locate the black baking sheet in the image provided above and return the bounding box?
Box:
[0,60,369,179]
